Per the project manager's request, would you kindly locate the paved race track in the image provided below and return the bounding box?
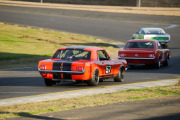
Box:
[0,5,180,99]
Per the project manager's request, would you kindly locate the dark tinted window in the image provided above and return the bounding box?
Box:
[144,29,165,34]
[52,49,91,60]
[139,29,145,34]
[126,42,155,49]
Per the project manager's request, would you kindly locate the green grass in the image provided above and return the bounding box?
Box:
[0,82,179,119]
[0,23,120,69]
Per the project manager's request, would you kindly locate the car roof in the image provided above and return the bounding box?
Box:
[127,39,159,43]
[58,46,104,51]
[141,28,164,31]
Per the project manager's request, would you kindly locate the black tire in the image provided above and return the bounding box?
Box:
[161,44,168,49]
[114,67,124,82]
[44,79,56,86]
[87,69,99,86]
[164,55,169,66]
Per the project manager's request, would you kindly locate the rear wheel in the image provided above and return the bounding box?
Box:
[87,69,99,86]
[155,58,161,69]
[114,67,124,82]
[44,79,56,86]
[164,55,169,66]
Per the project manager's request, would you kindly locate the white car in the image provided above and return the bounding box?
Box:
[132,28,170,48]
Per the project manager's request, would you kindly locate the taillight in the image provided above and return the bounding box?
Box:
[39,65,46,70]
[76,66,84,72]
[119,53,125,57]
[41,73,47,77]
[149,54,154,58]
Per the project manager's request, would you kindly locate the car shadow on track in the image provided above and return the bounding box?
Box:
[0,111,63,120]
[126,56,180,75]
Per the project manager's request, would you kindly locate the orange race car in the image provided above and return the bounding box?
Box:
[38,46,127,86]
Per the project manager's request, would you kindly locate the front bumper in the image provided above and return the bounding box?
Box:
[158,40,170,44]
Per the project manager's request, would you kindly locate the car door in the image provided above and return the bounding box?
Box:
[97,50,113,78]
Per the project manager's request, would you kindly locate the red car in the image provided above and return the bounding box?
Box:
[118,39,170,68]
[38,46,127,86]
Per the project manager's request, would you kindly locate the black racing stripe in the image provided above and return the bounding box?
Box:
[53,60,80,79]
[53,73,62,79]
[53,60,63,79]
[53,60,73,79]
[53,60,63,70]
[63,61,72,79]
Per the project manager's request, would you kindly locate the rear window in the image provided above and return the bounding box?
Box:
[144,29,165,34]
[125,42,155,49]
[52,49,91,60]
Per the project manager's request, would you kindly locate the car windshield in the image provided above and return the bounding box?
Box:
[143,28,165,34]
[125,42,155,49]
[52,49,91,60]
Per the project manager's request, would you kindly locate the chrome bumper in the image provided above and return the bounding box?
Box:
[118,56,155,60]
[159,40,170,44]
[38,69,85,75]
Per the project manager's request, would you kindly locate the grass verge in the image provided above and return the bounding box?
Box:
[0,23,121,69]
[0,81,179,119]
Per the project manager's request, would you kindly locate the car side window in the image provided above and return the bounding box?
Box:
[97,50,110,61]
[137,29,141,34]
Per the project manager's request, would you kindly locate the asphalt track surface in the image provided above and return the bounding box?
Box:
[0,4,180,100]
[6,95,180,120]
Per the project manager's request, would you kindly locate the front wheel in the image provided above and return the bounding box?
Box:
[87,69,99,86]
[44,79,56,86]
[114,68,124,82]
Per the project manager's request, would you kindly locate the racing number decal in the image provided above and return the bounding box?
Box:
[106,65,111,74]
